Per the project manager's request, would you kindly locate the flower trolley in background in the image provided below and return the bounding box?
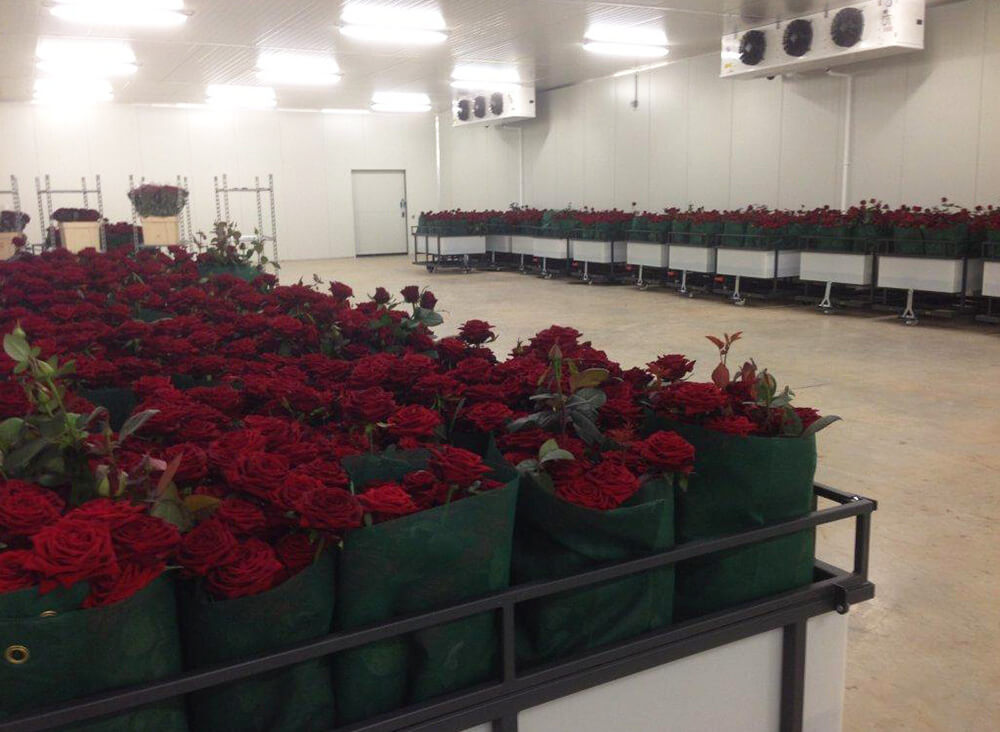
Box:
[35,174,105,253]
[128,176,193,249]
[978,237,1000,323]
[626,214,671,289]
[667,223,719,297]
[1,176,28,260]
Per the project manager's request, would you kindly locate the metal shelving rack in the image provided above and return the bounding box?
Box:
[34,174,105,251]
[0,481,875,732]
[127,174,194,250]
[1,175,22,216]
[213,174,278,264]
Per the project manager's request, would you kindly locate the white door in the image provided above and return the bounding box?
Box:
[352,170,408,255]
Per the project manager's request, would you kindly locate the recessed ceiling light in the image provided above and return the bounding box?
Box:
[256,52,341,86]
[49,0,189,28]
[36,38,137,77]
[206,84,277,109]
[450,64,520,90]
[370,91,432,113]
[34,77,113,104]
[583,24,669,58]
[340,3,447,44]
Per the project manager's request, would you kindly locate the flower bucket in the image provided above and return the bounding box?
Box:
[720,221,746,248]
[178,551,337,732]
[645,420,816,621]
[922,224,968,258]
[893,226,924,256]
[688,221,721,246]
[670,219,691,244]
[0,578,187,731]
[197,263,260,282]
[332,451,519,725]
[139,216,180,247]
[59,221,102,254]
[811,224,855,253]
[511,474,675,667]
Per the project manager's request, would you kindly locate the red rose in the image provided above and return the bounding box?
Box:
[529,325,581,354]
[83,562,164,608]
[0,482,65,537]
[463,401,513,432]
[0,550,39,593]
[177,519,239,576]
[214,497,268,536]
[111,514,182,565]
[793,407,821,429]
[343,387,397,424]
[222,451,290,499]
[243,416,304,448]
[372,286,391,304]
[205,538,283,600]
[704,415,759,436]
[428,446,491,488]
[162,443,209,484]
[294,485,363,532]
[65,498,146,528]
[400,285,420,303]
[637,431,695,474]
[274,533,316,575]
[358,482,419,520]
[556,460,639,510]
[272,472,325,511]
[328,281,353,301]
[208,430,268,468]
[419,290,437,309]
[293,460,350,490]
[458,319,495,345]
[656,381,729,417]
[29,518,119,590]
[387,405,443,439]
[436,337,468,364]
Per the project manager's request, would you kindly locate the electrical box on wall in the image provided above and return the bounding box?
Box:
[452,86,536,126]
[720,0,924,79]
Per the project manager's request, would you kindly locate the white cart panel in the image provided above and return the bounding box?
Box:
[878,256,984,294]
[425,235,486,256]
[983,261,1000,297]
[571,240,626,264]
[800,252,874,285]
[717,249,801,279]
[461,612,847,732]
[60,221,102,253]
[533,237,569,259]
[485,235,512,253]
[669,245,717,273]
[627,242,670,268]
[511,235,534,254]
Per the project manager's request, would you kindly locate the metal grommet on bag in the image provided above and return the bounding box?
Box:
[39,610,58,618]
[4,645,30,665]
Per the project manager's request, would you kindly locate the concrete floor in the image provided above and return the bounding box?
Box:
[280,255,1000,732]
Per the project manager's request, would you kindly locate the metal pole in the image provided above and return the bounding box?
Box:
[214,176,222,222]
[268,173,278,264]
[35,177,46,244]
[129,175,139,251]
[222,174,230,221]
[779,622,807,732]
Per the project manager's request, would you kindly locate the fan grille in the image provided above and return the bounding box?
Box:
[831,7,865,48]
[782,19,813,57]
[739,30,767,66]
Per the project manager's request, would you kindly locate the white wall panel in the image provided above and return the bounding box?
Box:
[778,74,843,209]
[729,76,782,207]
[582,79,615,208]
[686,53,733,210]
[976,0,1000,205]
[0,103,437,260]
[614,73,650,210]
[848,60,907,206]
[647,62,690,208]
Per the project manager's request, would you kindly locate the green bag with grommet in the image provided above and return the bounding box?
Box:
[645,420,817,621]
[511,474,675,667]
[177,550,336,732]
[0,577,187,731]
[332,450,519,726]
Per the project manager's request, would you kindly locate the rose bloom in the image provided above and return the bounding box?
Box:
[214,498,268,536]
[556,460,640,511]
[83,562,164,608]
[428,446,492,488]
[704,415,759,437]
[637,431,696,474]
[647,354,696,382]
[458,319,495,345]
[372,286,391,304]
[419,290,437,309]
[293,460,351,490]
[463,401,513,432]
[343,387,397,424]
[274,533,316,575]
[400,285,421,303]
[294,485,364,533]
[29,518,119,590]
[206,538,283,600]
[161,443,209,484]
[328,281,354,301]
[0,550,39,593]
[0,481,65,537]
[111,514,182,566]
[177,519,240,577]
[657,381,729,417]
[66,499,146,528]
[358,482,420,521]
[222,451,291,499]
[387,404,443,439]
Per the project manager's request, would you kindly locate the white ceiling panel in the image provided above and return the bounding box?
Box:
[0,0,954,109]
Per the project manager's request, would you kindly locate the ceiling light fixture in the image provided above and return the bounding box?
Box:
[33,77,113,104]
[322,108,371,114]
[206,84,277,109]
[256,52,341,86]
[340,4,447,44]
[584,24,669,58]
[450,64,520,90]
[48,0,190,28]
[36,38,137,77]
[370,91,432,113]
[611,60,673,77]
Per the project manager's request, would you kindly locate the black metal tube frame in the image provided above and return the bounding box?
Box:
[0,482,875,732]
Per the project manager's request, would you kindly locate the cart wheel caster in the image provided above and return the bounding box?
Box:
[904,319,918,327]
[822,308,834,315]
[637,283,648,291]
[543,273,553,280]
[463,268,471,274]
[426,265,435,273]
[586,280,594,286]
[733,298,746,307]
[686,292,694,299]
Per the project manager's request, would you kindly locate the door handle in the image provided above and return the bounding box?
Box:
[400,198,406,217]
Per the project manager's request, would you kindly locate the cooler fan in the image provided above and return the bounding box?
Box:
[473,96,486,118]
[739,30,767,65]
[456,99,470,122]
[831,7,865,48]
[782,18,813,57]
[489,92,504,115]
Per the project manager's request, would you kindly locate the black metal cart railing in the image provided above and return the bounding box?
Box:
[0,482,876,732]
